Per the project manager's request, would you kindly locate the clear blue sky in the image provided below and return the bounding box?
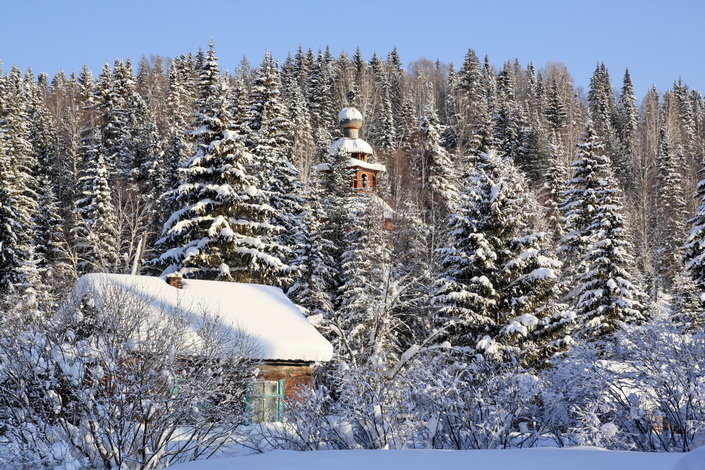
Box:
[1,0,703,99]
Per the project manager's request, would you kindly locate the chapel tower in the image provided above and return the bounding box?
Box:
[323,106,386,191]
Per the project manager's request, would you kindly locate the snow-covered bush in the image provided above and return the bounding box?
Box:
[248,356,419,451]
[0,282,257,469]
[411,351,547,449]
[249,347,551,452]
[545,319,705,451]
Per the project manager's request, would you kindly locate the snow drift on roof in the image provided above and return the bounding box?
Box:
[74,274,334,363]
[369,193,395,218]
[329,137,374,156]
[314,156,387,173]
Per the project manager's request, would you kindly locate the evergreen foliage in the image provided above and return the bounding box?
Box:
[684,159,705,293]
[3,42,705,462]
[334,194,395,363]
[561,123,645,337]
[152,44,286,284]
[246,51,304,284]
[432,150,569,363]
[72,127,118,273]
[654,132,688,286]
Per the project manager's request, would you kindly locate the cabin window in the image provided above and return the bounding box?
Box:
[247,379,285,423]
[361,173,369,188]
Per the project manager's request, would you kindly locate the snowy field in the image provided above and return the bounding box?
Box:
[168,447,705,470]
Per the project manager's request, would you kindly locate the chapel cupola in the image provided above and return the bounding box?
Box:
[339,107,364,139]
[321,104,386,191]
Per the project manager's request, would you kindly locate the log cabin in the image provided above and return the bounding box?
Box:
[73,273,333,423]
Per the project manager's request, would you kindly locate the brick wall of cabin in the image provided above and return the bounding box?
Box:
[257,362,314,401]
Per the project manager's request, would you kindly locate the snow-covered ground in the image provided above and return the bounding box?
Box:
[167,447,702,470]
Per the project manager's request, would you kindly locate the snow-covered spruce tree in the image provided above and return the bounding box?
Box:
[246,51,304,285]
[24,70,58,183]
[431,150,571,364]
[22,73,72,287]
[472,96,498,156]
[671,80,698,165]
[520,111,553,184]
[33,175,71,286]
[0,67,40,293]
[565,123,646,338]
[452,48,485,152]
[49,66,94,215]
[152,44,287,284]
[671,267,704,330]
[307,50,336,136]
[654,131,688,288]
[157,56,194,215]
[415,103,459,219]
[318,146,355,253]
[71,126,118,273]
[587,64,623,180]
[683,156,705,294]
[308,144,355,332]
[156,54,197,216]
[369,54,397,154]
[559,122,608,286]
[494,66,532,177]
[0,172,23,294]
[386,49,416,150]
[93,62,124,178]
[291,46,312,91]
[286,182,336,322]
[412,93,459,259]
[442,63,462,150]
[538,132,568,243]
[457,49,483,121]
[616,68,638,190]
[333,193,396,364]
[282,66,315,179]
[545,79,568,136]
[481,54,497,114]
[98,59,160,185]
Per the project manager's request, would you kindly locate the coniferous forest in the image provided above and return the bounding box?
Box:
[2,43,705,468]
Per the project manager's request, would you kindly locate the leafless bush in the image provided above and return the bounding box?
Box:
[246,358,419,451]
[0,280,258,469]
[545,320,705,451]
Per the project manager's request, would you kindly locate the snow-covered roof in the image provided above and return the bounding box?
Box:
[314,156,387,173]
[73,274,334,363]
[348,157,386,172]
[329,137,374,156]
[370,193,395,219]
[338,107,363,122]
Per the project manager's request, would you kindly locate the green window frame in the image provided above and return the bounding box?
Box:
[246,379,285,423]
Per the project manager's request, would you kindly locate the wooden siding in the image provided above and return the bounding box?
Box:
[257,362,314,401]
